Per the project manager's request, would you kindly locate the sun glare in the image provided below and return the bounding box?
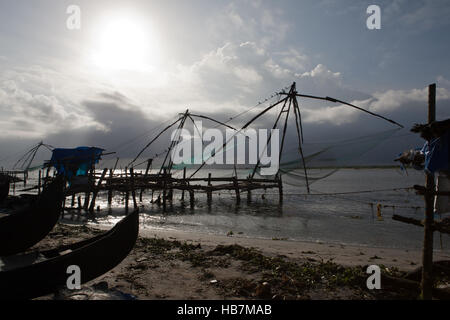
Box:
[91,15,157,71]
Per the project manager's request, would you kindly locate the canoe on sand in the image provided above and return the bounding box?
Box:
[0,175,64,256]
[0,209,139,300]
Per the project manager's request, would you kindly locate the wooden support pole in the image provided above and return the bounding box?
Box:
[247,177,252,203]
[233,176,240,204]
[421,83,436,300]
[113,157,119,172]
[107,169,113,206]
[89,168,108,213]
[182,167,186,201]
[278,174,283,203]
[125,167,129,213]
[83,193,90,211]
[162,169,167,211]
[62,180,66,217]
[207,173,212,204]
[392,214,450,235]
[38,170,41,196]
[130,168,137,210]
[140,159,152,202]
[83,170,93,211]
[189,189,195,208]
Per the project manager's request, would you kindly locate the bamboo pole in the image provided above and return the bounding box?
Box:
[247,176,252,203]
[182,167,186,201]
[278,174,283,203]
[130,168,137,210]
[162,168,167,211]
[113,157,119,172]
[107,169,113,206]
[189,189,194,208]
[292,94,310,193]
[89,168,108,213]
[207,173,212,204]
[421,83,436,300]
[233,176,240,204]
[140,159,152,202]
[125,167,129,213]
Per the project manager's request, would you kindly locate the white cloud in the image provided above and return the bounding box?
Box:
[301,81,450,126]
[299,64,341,81]
[0,66,107,138]
[206,1,291,48]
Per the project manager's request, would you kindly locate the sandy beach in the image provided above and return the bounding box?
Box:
[33,222,450,300]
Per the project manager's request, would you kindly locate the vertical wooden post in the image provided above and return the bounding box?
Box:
[83,170,92,211]
[168,188,173,202]
[62,179,66,216]
[189,189,195,208]
[162,168,167,211]
[89,168,108,213]
[38,170,41,196]
[421,83,436,300]
[278,174,283,203]
[130,168,137,209]
[107,169,113,206]
[181,167,186,201]
[125,167,129,213]
[207,173,212,205]
[140,159,152,202]
[233,176,240,204]
[247,176,252,203]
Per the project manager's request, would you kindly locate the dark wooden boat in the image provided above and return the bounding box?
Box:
[0,209,139,300]
[0,175,65,256]
[0,174,10,203]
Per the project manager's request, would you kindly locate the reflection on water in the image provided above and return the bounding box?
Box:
[22,168,450,251]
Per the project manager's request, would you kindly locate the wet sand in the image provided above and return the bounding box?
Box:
[34,223,450,300]
[138,227,450,271]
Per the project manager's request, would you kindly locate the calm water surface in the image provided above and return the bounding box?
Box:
[17,168,450,251]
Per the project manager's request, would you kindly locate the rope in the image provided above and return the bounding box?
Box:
[261,186,414,196]
[252,186,424,211]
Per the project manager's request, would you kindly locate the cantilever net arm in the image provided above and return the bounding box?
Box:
[279,92,404,129]
[128,117,183,167]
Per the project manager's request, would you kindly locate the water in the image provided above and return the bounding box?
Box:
[17,168,450,251]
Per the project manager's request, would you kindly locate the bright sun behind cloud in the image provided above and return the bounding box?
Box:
[91,15,158,71]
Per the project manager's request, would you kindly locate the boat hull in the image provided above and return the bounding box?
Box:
[0,209,139,300]
[0,176,64,256]
[0,175,9,203]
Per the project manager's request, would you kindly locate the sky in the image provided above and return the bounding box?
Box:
[1,0,450,168]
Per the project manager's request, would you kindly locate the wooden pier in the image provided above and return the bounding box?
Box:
[61,167,283,214]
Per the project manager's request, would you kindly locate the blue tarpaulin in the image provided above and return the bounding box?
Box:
[49,147,104,180]
[422,131,450,174]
